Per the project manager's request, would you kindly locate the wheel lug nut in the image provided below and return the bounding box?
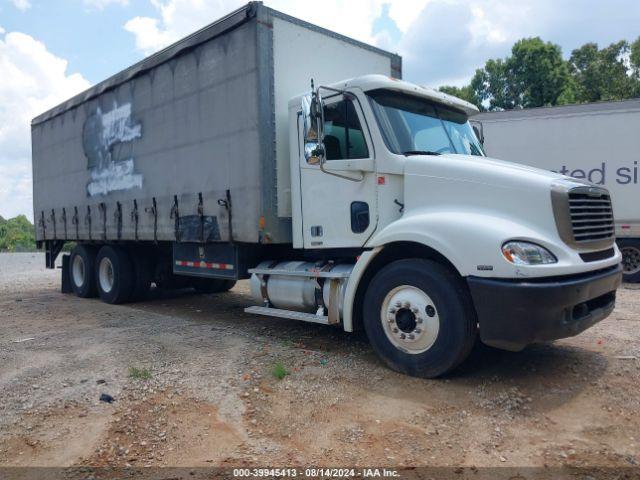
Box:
[411,307,418,314]
[392,328,398,333]
[414,328,421,334]
[395,301,402,308]
[416,318,423,324]
[403,301,411,308]
[389,308,396,314]
[399,333,406,339]
[408,334,415,340]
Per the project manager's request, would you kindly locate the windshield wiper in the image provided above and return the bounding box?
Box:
[402,150,441,156]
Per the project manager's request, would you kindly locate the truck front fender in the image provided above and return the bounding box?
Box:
[341,210,563,332]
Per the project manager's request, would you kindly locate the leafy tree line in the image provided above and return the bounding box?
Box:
[0,215,36,252]
[439,37,640,111]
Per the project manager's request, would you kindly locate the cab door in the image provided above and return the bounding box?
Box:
[298,94,378,248]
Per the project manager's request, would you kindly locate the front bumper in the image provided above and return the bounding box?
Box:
[467,264,622,351]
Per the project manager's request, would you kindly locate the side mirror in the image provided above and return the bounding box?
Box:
[301,81,325,165]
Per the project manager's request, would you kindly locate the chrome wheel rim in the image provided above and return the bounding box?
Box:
[98,257,115,293]
[72,255,85,287]
[381,285,440,354]
[621,246,640,275]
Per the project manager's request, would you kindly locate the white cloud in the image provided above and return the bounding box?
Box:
[125,0,391,55]
[0,31,91,219]
[11,0,32,11]
[83,0,129,10]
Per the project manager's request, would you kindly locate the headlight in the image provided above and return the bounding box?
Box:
[501,241,557,265]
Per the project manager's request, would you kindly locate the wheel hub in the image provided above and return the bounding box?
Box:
[98,257,115,293]
[382,285,440,354]
[72,255,85,287]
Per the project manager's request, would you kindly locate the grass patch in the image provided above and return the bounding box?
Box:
[271,361,289,380]
[128,366,152,380]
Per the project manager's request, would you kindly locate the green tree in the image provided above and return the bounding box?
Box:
[465,38,573,110]
[568,40,637,102]
[438,84,482,109]
[0,215,36,252]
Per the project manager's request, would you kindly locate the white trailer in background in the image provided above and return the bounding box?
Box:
[475,99,640,282]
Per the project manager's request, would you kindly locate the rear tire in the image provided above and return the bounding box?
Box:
[95,245,134,304]
[192,277,236,293]
[363,259,477,378]
[69,244,98,298]
[618,239,640,283]
[129,248,153,301]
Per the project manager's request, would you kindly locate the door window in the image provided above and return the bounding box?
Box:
[322,98,369,160]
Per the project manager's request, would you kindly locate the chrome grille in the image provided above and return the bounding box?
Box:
[568,189,614,243]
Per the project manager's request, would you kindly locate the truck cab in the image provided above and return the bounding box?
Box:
[248,74,623,376]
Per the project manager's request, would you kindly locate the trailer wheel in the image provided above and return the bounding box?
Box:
[192,278,236,293]
[69,244,98,298]
[95,245,134,304]
[129,248,153,301]
[363,259,477,378]
[618,239,640,283]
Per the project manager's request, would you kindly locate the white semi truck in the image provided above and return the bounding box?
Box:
[475,99,640,282]
[32,2,622,378]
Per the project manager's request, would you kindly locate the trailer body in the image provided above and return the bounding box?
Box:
[31,2,400,247]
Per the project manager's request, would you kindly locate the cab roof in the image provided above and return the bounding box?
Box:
[289,74,480,117]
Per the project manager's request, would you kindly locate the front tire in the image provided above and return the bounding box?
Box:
[618,239,640,283]
[363,259,477,378]
[95,245,134,304]
[69,244,98,298]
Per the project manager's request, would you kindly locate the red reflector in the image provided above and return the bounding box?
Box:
[377,176,385,185]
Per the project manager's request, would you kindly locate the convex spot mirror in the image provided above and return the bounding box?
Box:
[302,89,325,165]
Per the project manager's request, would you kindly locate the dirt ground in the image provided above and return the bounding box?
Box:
[0,252,639,471]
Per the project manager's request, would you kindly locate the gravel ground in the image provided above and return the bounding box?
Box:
[0,252,639,470]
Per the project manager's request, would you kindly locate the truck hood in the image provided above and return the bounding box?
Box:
[401,153,588,256]
[404,153,570,189]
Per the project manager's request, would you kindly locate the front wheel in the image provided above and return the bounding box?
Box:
[618,239,640,283]
[363,259,477,378]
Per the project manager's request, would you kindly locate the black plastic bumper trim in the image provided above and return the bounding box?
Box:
[467,264,622,351]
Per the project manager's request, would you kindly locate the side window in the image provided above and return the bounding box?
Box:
[322,98,369,160]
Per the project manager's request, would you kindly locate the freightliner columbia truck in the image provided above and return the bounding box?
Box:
[475,99,640,283]
[32,2,623,378]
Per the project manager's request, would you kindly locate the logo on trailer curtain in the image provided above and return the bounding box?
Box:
[82,102,143,196]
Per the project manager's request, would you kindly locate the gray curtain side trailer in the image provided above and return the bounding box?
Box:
[31,2,401,277]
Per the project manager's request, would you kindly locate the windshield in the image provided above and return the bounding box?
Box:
[367,89,485,157]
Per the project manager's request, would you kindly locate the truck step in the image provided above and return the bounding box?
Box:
[244,306,330,325]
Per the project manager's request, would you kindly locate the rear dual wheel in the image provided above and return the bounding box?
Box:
[69,244,151,304]
[95,245,135,304]
[69,244,98,298]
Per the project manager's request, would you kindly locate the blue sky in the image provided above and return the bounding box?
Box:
[1,0,640,219]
